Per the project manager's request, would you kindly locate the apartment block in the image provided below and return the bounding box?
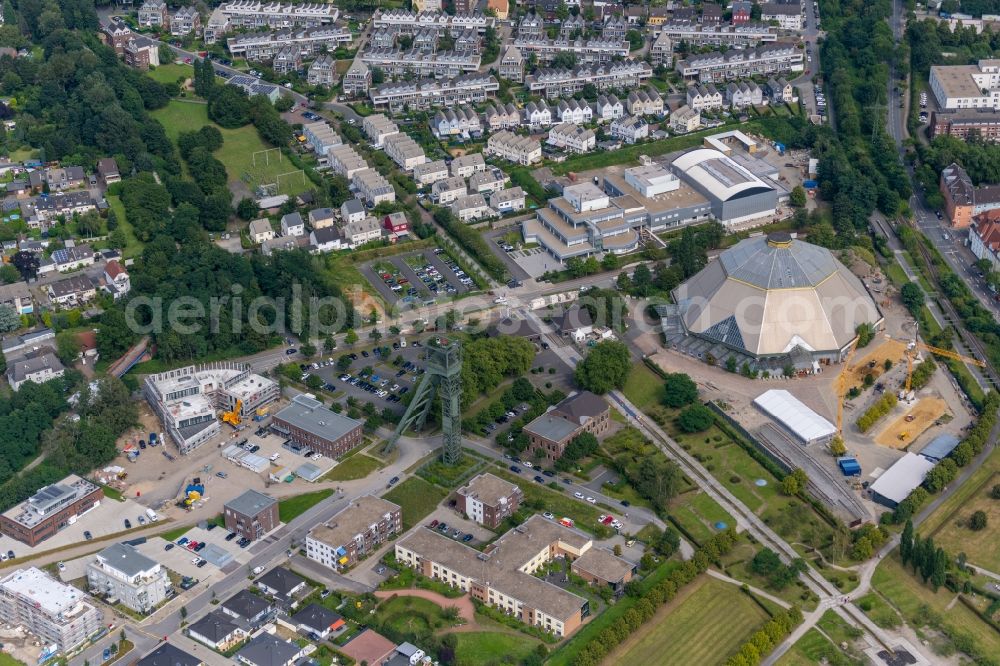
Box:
[306,496,402,570]
[677,43,804,83]
[525,60,653,99]
[383,133,427,171]
[656,21,776,47]
[369,74,498,111]
[224,490,279,541]
[0,568,102,653]
[360,49,481,79]
[87,542,169,614]
[455,473,522,528]
[486,131,542,166]
[513,37,628,66]
[547,123,596,154]
[524,391,610,464]
[0,476,103,547]
[226,26,351,61]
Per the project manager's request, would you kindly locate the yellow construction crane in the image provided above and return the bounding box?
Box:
[902,340,985,394]
[836,337,861,436]
[221,399,243,427]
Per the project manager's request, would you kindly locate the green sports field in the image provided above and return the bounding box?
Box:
[607,576,770,666]
[152,99,305,195]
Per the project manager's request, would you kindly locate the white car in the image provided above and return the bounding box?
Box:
[523,461,533,468]
[599,515,607,523]
[574,492,584,499]
[543,512,554,520]
[586,496,596,504]
[269,453,280,462]
[191,557,200,564]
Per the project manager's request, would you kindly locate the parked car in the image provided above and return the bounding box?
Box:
[124,519,132,529]
[216,471,228,479]
[83,531,92,540]
[226,532,238,541]
[164,543,174,551]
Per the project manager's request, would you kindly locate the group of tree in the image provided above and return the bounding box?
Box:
[888,391,1000,524]
[0,376,135,513]
[460,336,534,408]
[749,548,807,590]
[676,403,715,433]
[609,449,683,513]
[578,288,628,332]
[855,392,897,433]
[617,260,685,298]
[723,606,803,666]
[899,520,950,591]
[574,340,631,394]
[555,431,598,471]
[779,468,809,496]
[560,253,618,280]
[432,208,507,281]
[662,372,699,408]
[573,528,740,666]
[666,223,724,280]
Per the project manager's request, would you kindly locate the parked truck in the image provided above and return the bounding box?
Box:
[145,508,158,522]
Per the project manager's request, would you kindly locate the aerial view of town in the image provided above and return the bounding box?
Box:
[0,0,997,664]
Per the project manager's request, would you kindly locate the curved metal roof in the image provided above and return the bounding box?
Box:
[672,148,773,202]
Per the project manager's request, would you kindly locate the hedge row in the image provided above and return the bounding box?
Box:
[888,391,1000,524]
[723,605,803,666]
[570,528,739,666]
[856,392,898,433]
[910,357,936,391]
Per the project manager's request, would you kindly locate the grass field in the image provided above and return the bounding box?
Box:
[321,454,384,482]
[453,632,540,666]
[670,490,735,545]
[0,652,24,666]
[621,362,664,410]
[106,195,143,258]
[374,595,458,635]
[867,555,1000,658]
[382,477,447,529]
[931,472,1000,571]
[160,525,191,542]
[606,576,770,666]
[152,99,303,195]
[278,489,334,522]
[146,63,194,84]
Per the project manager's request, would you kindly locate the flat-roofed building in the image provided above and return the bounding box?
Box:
[456,473,522,528]
[87,542,169,614]
[0,475,103,547]
[306,496,402,570]
[144,363,279,454]
[224,490,279,541]
[525,60,652,99]
[570,548,636,596]
[0,567,102,652]
[524,391,610,464]
[394,515,592,637]
[271,394,364,458]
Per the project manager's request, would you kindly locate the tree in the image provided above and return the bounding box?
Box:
[11,250,39,280]
[856,322,875,347]
[574,340,631,394]
[55,331,80,365]
[274,94,294,112]
[900,519,914,565]
[677,403,714,433]
[0,304,18,333]
[789,185,807,208]
[300,342,316,359]
[780,469,808,496]
[900,283,925,316]
[829,436,847,456]
[345,329,358,344]
[662,372,698,408]
[0,263,19,284]
[969,510,988,531]
[236,197,257,221]
[991,484,1000,500]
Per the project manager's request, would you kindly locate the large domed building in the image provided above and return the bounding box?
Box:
[667,232,883,372]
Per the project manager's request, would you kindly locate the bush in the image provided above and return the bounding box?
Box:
[969,510,988,531]
[677,404,714,433]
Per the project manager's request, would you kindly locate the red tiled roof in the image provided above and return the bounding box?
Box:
[975,217,1000,251]
[105,260,126,278]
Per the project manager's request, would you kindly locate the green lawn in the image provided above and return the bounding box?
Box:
[152,99,302,195]
[278,489,334,522]
[0,651,25,666]
[621,362,664,411]
[106,195,143,258]
[670,491,736,545]
[453,632,541,666]
[375,595,460,635]
[607,576,770,666]
[146,63,194,84]
[321,454,384,482]
[382,477,447,529]
[868,555,1000,659]
[159,525,191,542]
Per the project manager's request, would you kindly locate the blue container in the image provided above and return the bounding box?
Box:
[803,180,819,189]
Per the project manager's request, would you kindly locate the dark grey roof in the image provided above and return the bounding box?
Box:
[273,394,363,444]
[342,198,365,215]
[558,303,593,331]
[96,542,158,577]
[137,642,202,666]
[281,212,304,228]
[225,489,276,517]
[256,567,305,597]
[8,352,62,384]
[236,634,300,666]
[222,589,272,620]
[189,609,244,643]
[311,226,342,244]
[553,391,608,424]
[291,603,342,631]
[719,233,841,289]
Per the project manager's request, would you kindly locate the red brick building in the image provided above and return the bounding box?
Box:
[271,394,364,458]
[224,490,279,541]
[456,473,523,528]
[0,475,103,547]
[524,391,611,465]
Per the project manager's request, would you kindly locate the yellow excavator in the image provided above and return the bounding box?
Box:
[221,399,243,427]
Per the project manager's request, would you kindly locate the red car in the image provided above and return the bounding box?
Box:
[429,519,439,528]
[187,541,199,550]
[601,516,614,526]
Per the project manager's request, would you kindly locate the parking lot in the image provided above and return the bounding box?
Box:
[360,248,476,309]
[484,228,534,281]
[422,506,495,546]
[0,496,151,563]
[217,425,340,480]
[301,341,430,414]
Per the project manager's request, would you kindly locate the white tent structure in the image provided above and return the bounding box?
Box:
[753,389,836,445]
[869,453,936,508]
